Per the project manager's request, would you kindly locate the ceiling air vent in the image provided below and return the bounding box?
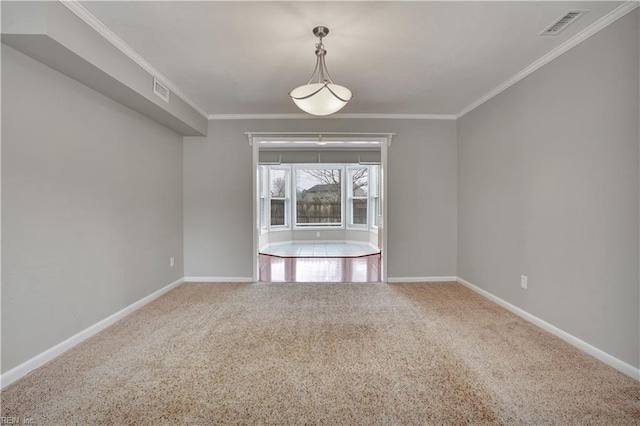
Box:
[540,10,588,35]
[153,78,170,103]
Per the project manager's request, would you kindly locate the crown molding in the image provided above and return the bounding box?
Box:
[209,114,311,120]
[58,0,639,121]
[59,0,208,119]
[208,113,457,120]
[329,113,457,120]
[456,1,640,118]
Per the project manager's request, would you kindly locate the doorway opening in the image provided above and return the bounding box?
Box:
[249,134,391,282]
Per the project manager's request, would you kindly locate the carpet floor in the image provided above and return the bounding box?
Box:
[2,282,639,424]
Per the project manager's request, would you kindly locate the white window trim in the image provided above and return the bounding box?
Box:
[369,165,381,230]
[347,166,369,229]
[259,166,268,235]
[293,164,345,229]
[268,167,291,230]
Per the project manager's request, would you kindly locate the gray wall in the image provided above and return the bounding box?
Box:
[1,45,184,373]
[458,11,640,368]
[184,119,457,279]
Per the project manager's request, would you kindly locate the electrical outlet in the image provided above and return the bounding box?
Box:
[521,275,527,289]
[316,232,320,237]
[170,257,175,268]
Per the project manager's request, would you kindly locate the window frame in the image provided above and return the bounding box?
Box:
[293,164,345,229]
[259,166,268,234]
[268,167,291,230]
[369,165,381,230]
[347,166,369,229]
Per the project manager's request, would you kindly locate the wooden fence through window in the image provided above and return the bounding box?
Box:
[270,201,367,225]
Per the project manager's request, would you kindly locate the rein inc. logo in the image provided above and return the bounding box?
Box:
[0,417,34,425]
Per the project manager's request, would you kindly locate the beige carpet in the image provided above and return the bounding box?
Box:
[2,282,639,424]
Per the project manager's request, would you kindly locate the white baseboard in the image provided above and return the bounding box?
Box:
[1,277,185,389]
[183,276,254,283]
[387,276,457,283]
[456,277,640,381]
[6,275,635,388]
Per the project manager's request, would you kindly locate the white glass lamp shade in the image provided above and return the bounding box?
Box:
[290,83,352,116]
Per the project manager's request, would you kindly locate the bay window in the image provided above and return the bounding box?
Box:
[259,164,380,231]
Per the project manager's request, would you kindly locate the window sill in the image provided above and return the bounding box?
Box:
[293,225,345,230]
[268,226,291,232]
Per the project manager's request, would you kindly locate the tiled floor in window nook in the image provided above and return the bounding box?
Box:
[259,243,381,282]
[260,242,379,258]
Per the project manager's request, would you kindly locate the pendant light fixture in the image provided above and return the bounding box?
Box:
[289,26,352,116]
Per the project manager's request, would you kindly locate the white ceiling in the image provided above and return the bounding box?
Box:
[80,1,624,116]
